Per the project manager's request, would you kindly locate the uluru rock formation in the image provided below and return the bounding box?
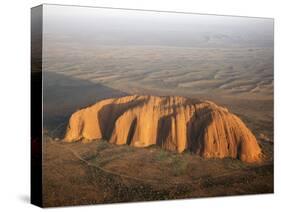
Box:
[64,95,261,163]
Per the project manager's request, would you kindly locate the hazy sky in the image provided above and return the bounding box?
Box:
[43,4,274,48]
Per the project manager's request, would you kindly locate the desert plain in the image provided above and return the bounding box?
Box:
[41,6,273,207]
[41,41,273,207]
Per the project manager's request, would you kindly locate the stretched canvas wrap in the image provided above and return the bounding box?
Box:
[31,4,274,207]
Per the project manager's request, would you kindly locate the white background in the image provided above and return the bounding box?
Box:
[0,0,279,211]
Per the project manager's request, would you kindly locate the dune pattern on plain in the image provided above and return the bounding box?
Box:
[44,42,273,101]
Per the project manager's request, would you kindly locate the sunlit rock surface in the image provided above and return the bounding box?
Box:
[64,95,261,163]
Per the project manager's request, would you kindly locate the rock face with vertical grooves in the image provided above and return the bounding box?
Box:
[64,95,261,163]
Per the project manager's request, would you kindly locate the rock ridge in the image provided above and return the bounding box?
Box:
[64,95,261,163]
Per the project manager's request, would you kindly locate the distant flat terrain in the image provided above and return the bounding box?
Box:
[44,43,273,101]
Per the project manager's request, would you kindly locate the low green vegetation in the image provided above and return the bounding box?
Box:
[154,149,170,161]
[171,155,188,176]
[96,139,110,152]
